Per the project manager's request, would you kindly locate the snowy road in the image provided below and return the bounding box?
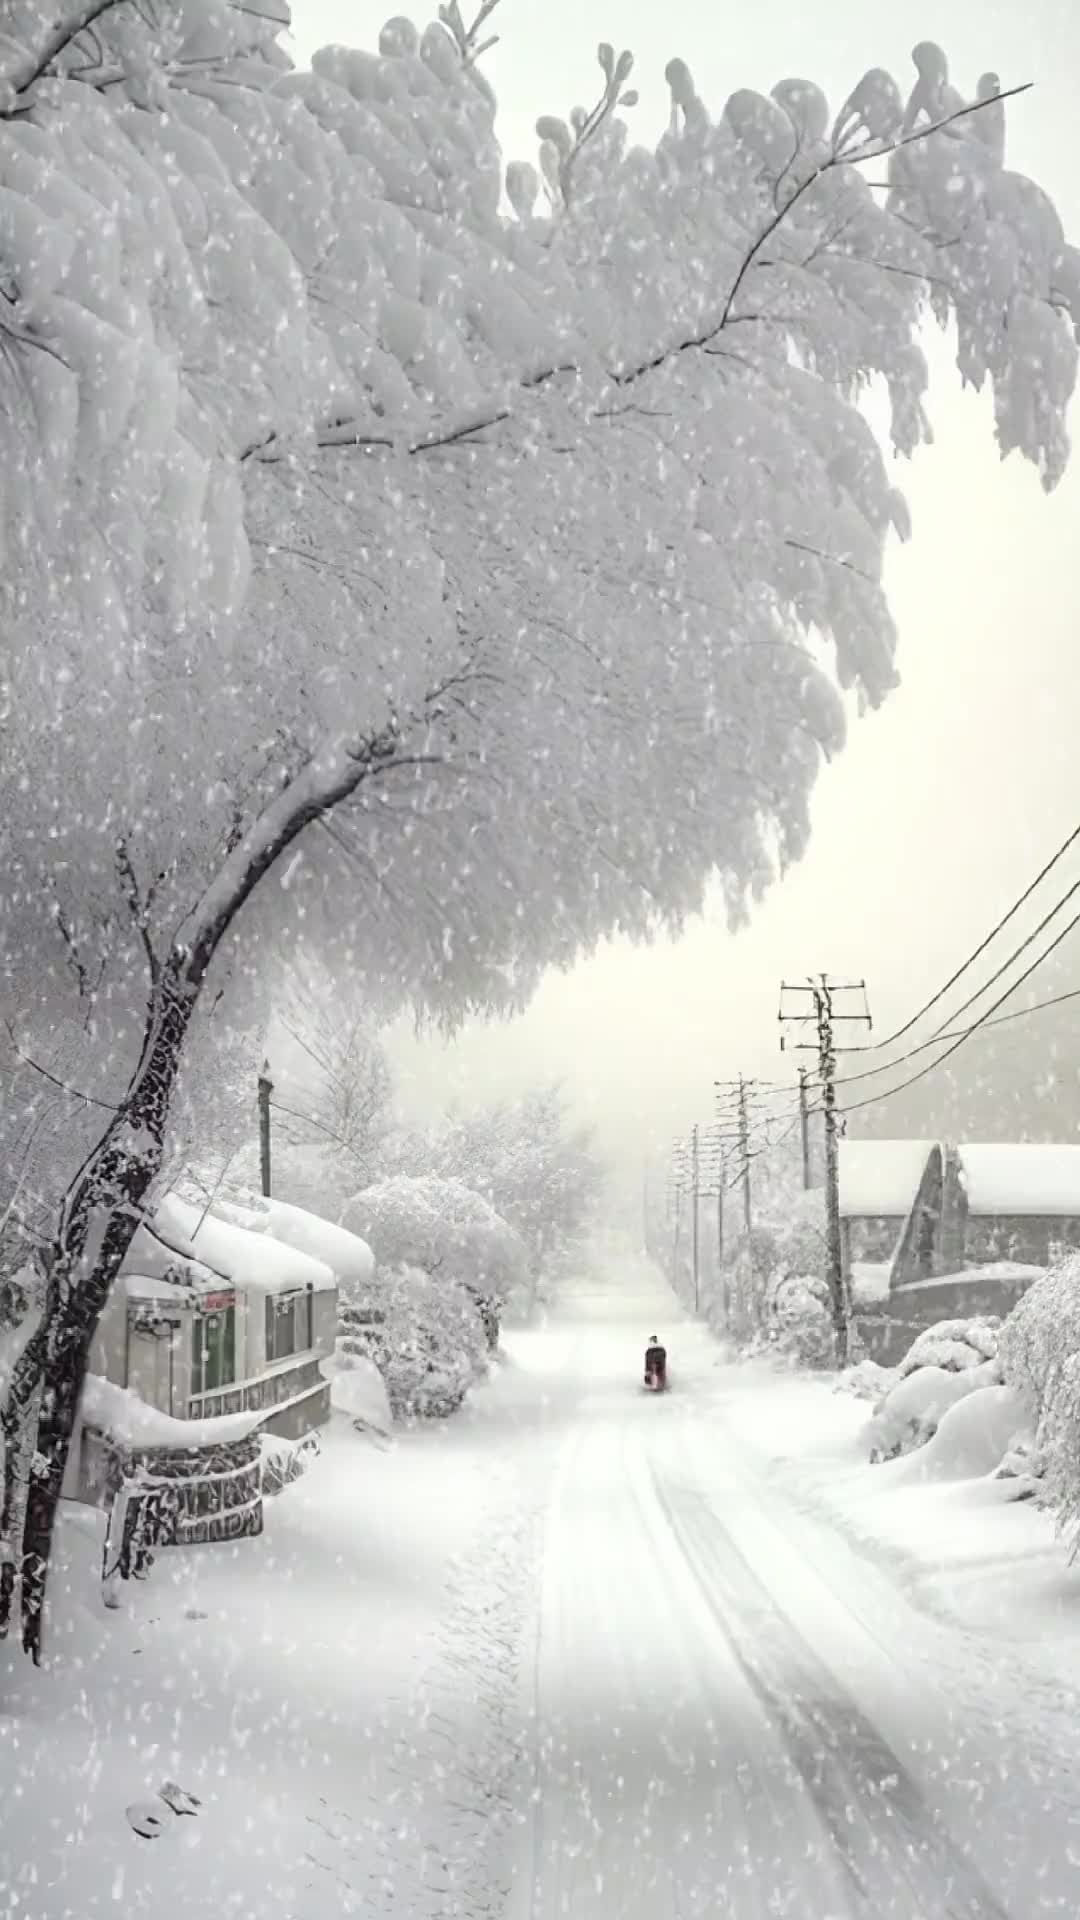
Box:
[508,1276,1076,1919]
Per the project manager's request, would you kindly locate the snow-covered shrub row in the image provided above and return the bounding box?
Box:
[999,1255,1080,1544]
[866,1318,1003,1462]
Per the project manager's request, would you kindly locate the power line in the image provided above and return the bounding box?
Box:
[803,981,1080,1094]
[838,902,1080,1117]
[864,817,1080,1050]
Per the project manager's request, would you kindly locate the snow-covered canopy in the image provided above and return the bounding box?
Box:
[957,1144,1080,1218]
[839,1140,936,1218]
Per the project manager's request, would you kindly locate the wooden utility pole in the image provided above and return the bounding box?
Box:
[779,979,871,1366]
[257,1059,273,1198]
[690,1124,700,1313]
[798,1067,812,1191]
[736,1077,752,1242]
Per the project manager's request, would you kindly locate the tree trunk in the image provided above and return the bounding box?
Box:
[19,966,195,1659]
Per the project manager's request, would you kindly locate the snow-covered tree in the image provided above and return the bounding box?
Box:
[340,1172,528,1342]
[1,1,1076,1653]
[379,1085,604,1277]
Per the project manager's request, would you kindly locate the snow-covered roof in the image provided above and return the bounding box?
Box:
[150,1195,336,1295]
[839,1140,935,1218]
[215,1197,373,1288]
[957,1144,1080,1217]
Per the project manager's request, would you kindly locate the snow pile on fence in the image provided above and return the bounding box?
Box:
[81,1375,261,1449]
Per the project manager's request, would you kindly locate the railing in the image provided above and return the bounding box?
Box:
[187,1354,323,1422]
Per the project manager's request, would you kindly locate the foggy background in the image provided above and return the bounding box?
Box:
[289,0,1080,1178]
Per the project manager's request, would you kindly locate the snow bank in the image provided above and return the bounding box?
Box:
[324,1353,392,1433]
[159,1195,335,1294]
[80,1375,261,1449]
[882,1386,1027,1485]
[959,1144,1080,1217]
[839,1140,934,1217]
[867,1358,1001,1463]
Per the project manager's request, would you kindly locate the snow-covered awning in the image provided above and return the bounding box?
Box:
[957,1144,1080,1217]
[839,1140,935,1218]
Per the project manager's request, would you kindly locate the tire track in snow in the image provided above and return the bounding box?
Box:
[649,1468,1011,1920]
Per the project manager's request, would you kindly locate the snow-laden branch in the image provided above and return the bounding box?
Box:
[0,0,128,108]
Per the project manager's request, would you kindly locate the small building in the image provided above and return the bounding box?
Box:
[842,1136,1080,1363]
[88,1193,339,1441]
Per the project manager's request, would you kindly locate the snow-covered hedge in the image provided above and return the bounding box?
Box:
[866,1318,1003,1463]
[999,1255,1080,1543]
[338,1263,487,1420]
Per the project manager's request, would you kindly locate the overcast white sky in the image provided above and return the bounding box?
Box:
[290,1,1080,1169]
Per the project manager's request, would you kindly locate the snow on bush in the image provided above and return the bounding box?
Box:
[999,1254,1080,1545]
[897,1317,1001,1378]
[765,1272,834,1368]
[883,1384,1027,1485]
[339,1263,487,1420]
[867,1350,1002,1462]
[836,1358,898,1403]
[340,1175,527,1345]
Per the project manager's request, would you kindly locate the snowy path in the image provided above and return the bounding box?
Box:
[8,1280,1080,1917]
[508,1276,1080,1919]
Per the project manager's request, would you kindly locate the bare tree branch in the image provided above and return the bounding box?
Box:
[2,1021,119,1113]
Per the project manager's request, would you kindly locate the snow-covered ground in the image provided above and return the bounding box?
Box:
[7,1269,1080,1916]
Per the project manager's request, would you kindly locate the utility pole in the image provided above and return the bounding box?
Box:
[257,1059,274,1199]
[714,1077,762,1334]
[690,1124,700,1313]
[779,978,872,1366]
[737,1078,752,1243]
[798,1067,812,1191]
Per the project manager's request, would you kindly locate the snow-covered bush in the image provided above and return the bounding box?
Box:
[339,1264,487,1420]
[765,1272,834,1367]
[897,1317,1001,1377]
[836,1358,898,1403]
[340,1175,527,1347]
[884,1385,1027,1485]
[866,1319,1003,1462]
[999,1255,1080,1544]
[867,1358,1002,1463]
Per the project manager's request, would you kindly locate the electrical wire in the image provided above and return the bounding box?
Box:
[797,980,1080,1095]
[837,901,1080,1117]
[861,816,1080,1050]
